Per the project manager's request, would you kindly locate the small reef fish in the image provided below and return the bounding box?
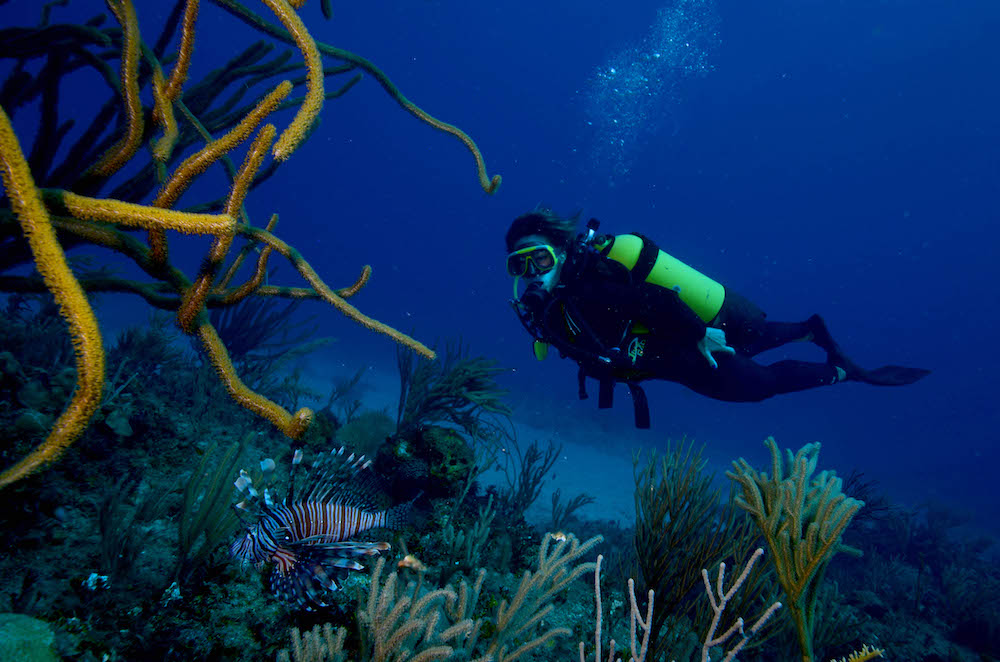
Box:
[397,554,427,572]
[229,447,411,610]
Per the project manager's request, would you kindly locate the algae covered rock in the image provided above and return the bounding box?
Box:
[422,425,474,485]
[378,424,474,498]
[0,613,60,662]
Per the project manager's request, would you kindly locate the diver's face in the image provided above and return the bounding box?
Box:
[512,235,564,292]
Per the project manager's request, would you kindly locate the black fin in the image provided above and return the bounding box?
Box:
[858,365,931,386]
[809,315,930,386]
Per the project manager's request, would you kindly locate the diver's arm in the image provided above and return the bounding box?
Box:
[580,278,706,345]
[698,327,735,368]
[640,286,732,366]
[630,281,707,344]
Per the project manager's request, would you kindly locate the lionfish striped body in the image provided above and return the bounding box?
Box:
[230,447,408,610]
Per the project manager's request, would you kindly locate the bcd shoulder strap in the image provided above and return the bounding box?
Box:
[629,233,660,284]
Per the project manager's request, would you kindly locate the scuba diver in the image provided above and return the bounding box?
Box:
[506,208,930,428]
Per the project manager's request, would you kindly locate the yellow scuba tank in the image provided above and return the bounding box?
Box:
[595,234,725,323]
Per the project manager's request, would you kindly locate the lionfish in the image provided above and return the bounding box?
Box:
[229,447,411,610]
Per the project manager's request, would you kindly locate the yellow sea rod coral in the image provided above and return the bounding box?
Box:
[0,107,105,488]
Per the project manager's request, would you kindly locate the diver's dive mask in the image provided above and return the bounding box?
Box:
[506,244,559,277]
[508,244,561,304]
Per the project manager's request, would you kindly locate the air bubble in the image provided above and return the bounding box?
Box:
[582,0,721,183]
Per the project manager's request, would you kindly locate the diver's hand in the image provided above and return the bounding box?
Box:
[698,327,735,369]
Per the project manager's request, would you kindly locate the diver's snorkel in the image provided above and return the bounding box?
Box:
[511,274,524,302]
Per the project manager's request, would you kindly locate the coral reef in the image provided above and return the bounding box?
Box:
[1,287,995,662]
[728,438,864,662]
[0,613,60,662]
[633,441,771,662]
[273,533,601,662]
[0,314,997,662]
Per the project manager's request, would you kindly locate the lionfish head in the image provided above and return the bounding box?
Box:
[229,525,270,567]
[230,459,281,567]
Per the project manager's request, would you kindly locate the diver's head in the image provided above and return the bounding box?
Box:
[507,235,563,292]
[505,208,578,293]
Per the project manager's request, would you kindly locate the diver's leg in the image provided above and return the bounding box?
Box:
[748,321,815,356]
[805,313,868,379]
[677,353,841,402]
[764,359,844,393]
[714,291,813,356]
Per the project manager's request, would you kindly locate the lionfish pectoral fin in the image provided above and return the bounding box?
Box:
[291,537,391,556]
[326,558,364,571]
[309,563,340,592]
[325,541,390,556]
[269,544,381,610]
[355,542,390,556]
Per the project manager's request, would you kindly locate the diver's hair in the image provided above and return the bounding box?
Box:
[505,207,580,252]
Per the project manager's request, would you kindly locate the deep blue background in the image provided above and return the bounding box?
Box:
[5,1,998,533]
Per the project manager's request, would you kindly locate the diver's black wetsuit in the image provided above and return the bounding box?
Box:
[655,290,841,402]
[530,251,841,403]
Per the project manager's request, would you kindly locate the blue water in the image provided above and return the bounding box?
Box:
[5,0,998,530]
[274,0,996,533]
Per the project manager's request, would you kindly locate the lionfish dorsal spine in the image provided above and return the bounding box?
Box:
[300,448,380,508]
[287,448,304,503]
[234,469,252,493]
